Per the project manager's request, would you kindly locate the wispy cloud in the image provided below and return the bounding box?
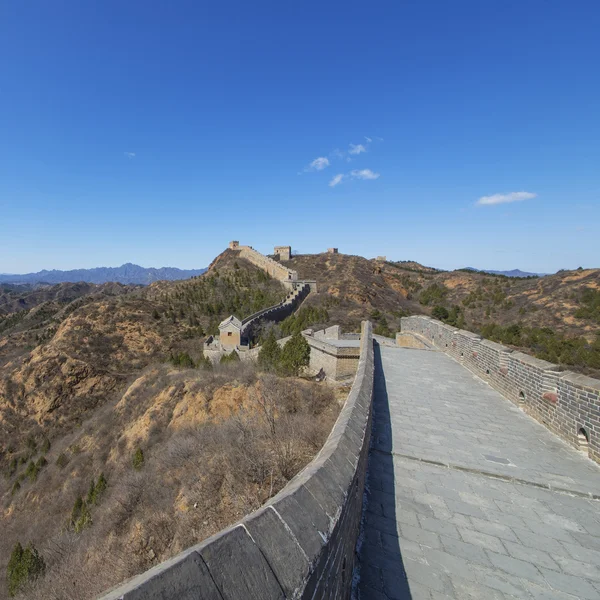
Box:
[349,143,367,155]
[329,169,380,187]
[350,168,380,180]
[124,152,136,159]
[329,174,345,187]
[307,156,330,171]
[306,137,383,182]
[476,191,536,206]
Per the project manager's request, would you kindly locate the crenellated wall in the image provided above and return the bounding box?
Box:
[235,244,299,283]
[401,316,600,464]
[304,327,361,381]
[100,321,374,600]
[241,282,310,344]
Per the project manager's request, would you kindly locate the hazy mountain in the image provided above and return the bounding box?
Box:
[0,263,207,286]
[462,267,545,278]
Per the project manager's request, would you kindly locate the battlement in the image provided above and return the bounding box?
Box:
[401,315,600,464]
[100,322,374,600]
[229,241,298,284]
[274,245,291,261]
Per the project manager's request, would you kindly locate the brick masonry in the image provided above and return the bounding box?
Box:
[100,321,375,600]
[233,243,299,283]
[240,282,311,344]
[401,316,600,464]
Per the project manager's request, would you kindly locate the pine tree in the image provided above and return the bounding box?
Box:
[133,447,144,470]
[280,332,310,376]
[86,478,96,504]
[7,542,45,596]
[258,331,282,372]
[95,472,108,499]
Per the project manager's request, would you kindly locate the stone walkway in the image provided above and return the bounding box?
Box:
[357,344,600,600]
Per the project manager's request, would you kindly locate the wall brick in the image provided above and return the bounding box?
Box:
[401,316,600,465]
[100,321,375,600]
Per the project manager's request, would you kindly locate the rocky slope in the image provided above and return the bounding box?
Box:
[0,255,337,599]
[0,246,598,598]
[286,252,599,340]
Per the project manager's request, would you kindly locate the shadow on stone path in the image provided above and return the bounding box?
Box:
[357,342,413,599]
[356,344,600,600]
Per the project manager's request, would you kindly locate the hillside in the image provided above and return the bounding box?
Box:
[284,252,600,371]
[0,246,598,598]
[0,254,341,599]
[0,263,207,286]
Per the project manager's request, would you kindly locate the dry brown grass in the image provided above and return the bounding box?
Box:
[1,362,340,600]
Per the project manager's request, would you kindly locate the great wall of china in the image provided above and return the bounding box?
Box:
[400,315,600,464]
[100,244,600,600]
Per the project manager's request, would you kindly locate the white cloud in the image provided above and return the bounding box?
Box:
[308,156,330,171]
[329,148,345,160]
[124,152,136,159]
[349,143,367,155]
[364,136,372,143]
[350,169,380,180]
[329,169,380,187]
[329,174,345,187]
[476,191,536,206]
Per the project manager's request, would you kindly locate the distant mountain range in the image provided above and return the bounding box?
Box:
[0,263,207,286]
[462,267,546,278]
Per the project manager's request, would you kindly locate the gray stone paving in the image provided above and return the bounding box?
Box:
[357,345,600,600]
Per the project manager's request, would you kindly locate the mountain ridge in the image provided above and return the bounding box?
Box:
[462,267,546,278]
[0,263,207,285]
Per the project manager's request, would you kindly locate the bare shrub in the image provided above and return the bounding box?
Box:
[2,365,340,600]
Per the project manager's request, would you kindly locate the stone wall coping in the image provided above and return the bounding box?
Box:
[241,284,307,326]
[509,351,564,372]
[400,315,600,388]
[479,339,513,353]
[454,329,482,340]
[100,321,374,600]
[560,371,600,392]
[400,315,600,465]
[304,334,361,357]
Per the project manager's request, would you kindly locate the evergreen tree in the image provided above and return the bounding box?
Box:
[95,472,108,499]
[86,478,96,504]
[7,542,45,596]
[280,332,311,376]
[196,354,213,370]
[431,306,449,321]
[258,331,282,372]
[220,351,240,364]
[133,447,144,470]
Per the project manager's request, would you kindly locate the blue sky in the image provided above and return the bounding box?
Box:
[1,1,598,274]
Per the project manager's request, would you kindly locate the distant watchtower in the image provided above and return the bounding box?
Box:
[219,315,242,348]
[274,245,291,261]
[229,241,240,250]
[327,248,338,254]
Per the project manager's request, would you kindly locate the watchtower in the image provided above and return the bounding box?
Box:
[219,315,242,348]
[274,245,291,261]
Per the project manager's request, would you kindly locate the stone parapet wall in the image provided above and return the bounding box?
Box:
[100,321,374,600]
[241,283,310,343]
[396,332,428,349]
[237,245,298,282]
[401,316,600,463]
[305,334,360,381]
[239,327,360,381]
